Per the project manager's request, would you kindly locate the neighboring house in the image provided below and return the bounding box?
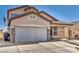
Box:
[0,29,3,40]
[7,5,73,43]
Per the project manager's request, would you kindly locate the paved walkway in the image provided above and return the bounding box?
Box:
[65,40,79,46]
[0,40,79,53]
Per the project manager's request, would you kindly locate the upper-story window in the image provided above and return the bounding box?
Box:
[11,14,20,17]
[30,14,35,19]
[29,14,36,20]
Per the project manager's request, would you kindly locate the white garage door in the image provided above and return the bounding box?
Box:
[15,27,47,43]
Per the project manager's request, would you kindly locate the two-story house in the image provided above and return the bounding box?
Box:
[7,5,73,43]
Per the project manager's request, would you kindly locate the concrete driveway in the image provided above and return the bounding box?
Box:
[0,40,79,53]
[65,40,79,46]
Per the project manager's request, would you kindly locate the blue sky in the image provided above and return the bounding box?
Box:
[0,5,79,31]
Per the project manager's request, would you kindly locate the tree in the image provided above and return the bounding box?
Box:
[3,17,7,25]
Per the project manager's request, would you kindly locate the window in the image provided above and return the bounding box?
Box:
[53,27,57,36]
[11,14,20,17]
[53,32,57,36]
[30,15,35,19]
[29,14,36,20]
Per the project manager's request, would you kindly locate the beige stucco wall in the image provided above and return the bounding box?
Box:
[10,14,50,27]
[40,12,55,21]
[51,24,70,40]
[57,27,65,39]
[71,23,79,39]
[8,6,74,42]
[52,26,65,39]
[8,7,38,19]
[10,13,50,42]
[64,26,70,39]
[8,7,27,19]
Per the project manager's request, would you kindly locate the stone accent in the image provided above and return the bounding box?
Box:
[10,28,15,43]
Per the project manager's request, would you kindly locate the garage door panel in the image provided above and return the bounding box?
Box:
[15,27,47,43]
